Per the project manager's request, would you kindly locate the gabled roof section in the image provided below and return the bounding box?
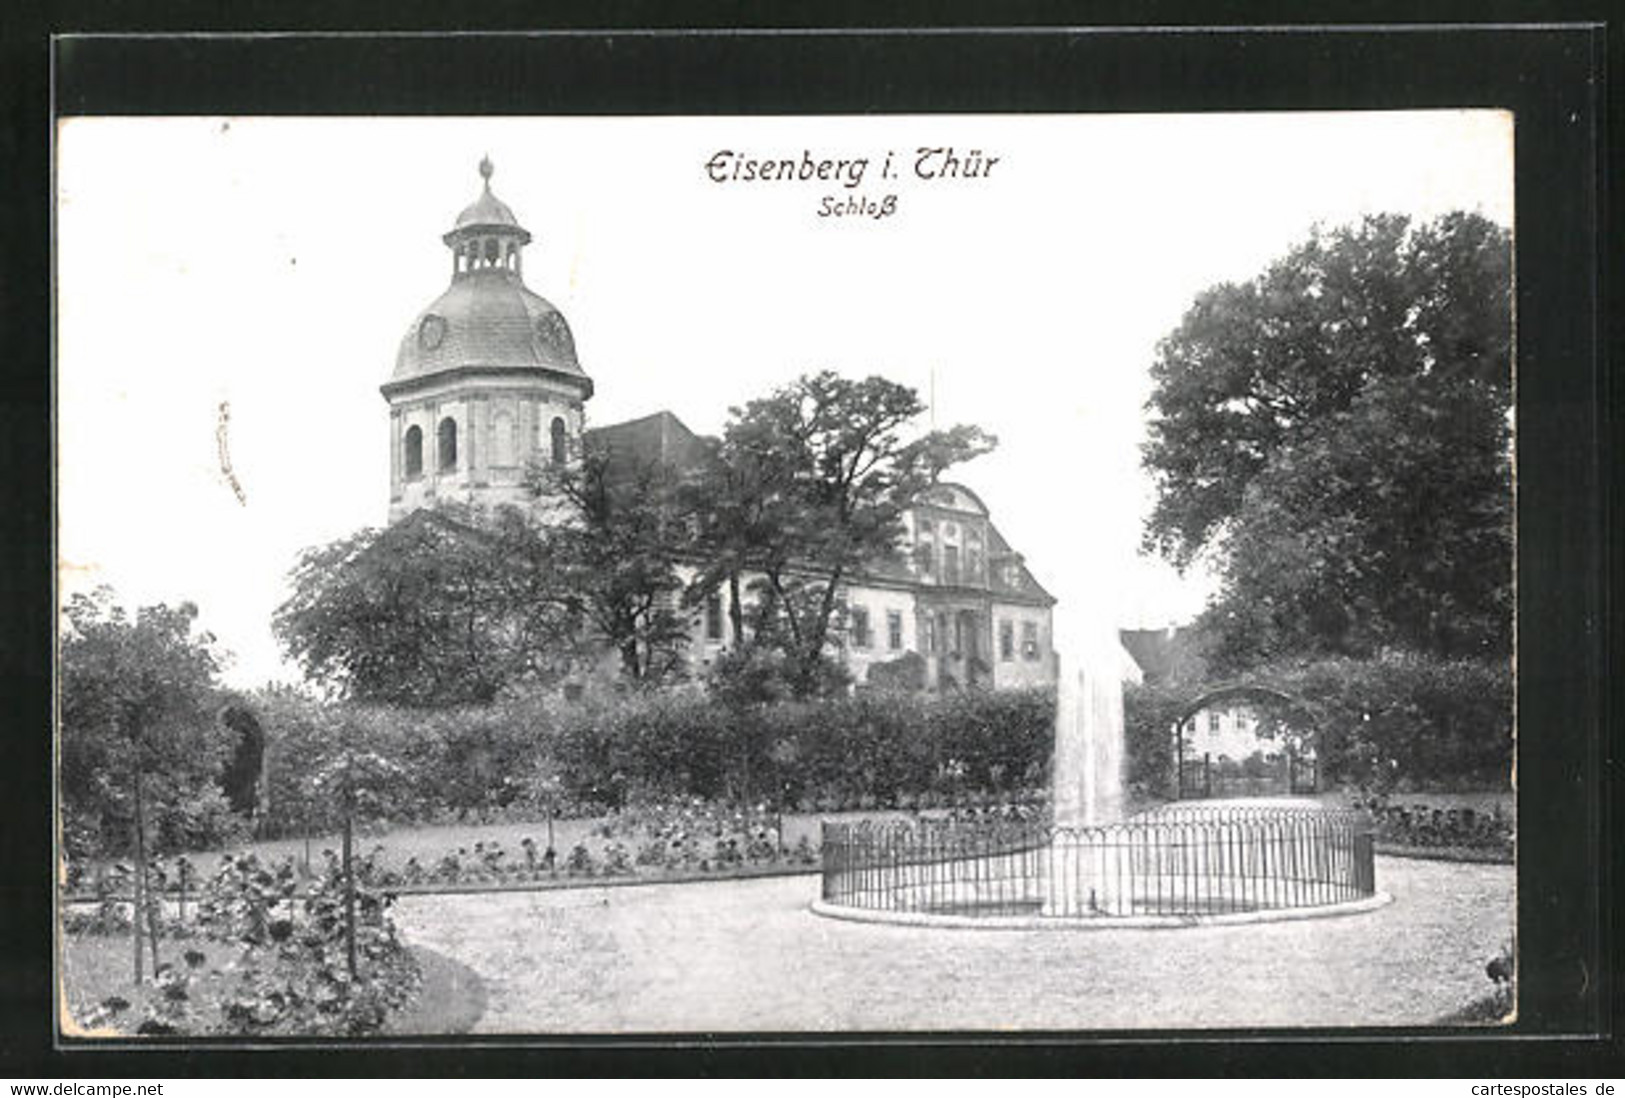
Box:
[915,482,990,517]
[986,520,1055,604]
[584,410,712,476]
[1118,625,1208,684]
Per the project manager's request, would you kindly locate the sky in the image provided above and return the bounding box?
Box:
[55,112,1513,688]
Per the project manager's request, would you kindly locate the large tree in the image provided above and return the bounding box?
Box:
[692,371,995,695]
[525,442,694,686]
[60,588,232,980]
[60,588,233,849]
[274,506,581,706]
[1142,212,1512,669]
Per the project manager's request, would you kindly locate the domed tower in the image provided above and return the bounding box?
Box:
[382,157,593,523]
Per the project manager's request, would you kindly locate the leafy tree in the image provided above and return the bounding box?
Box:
[691,371,995,696]
[273,507,581,706]
[680,435,771,649]
[1142,212,1512,669]
[525,439,694,686]
[60,587,232,981]
[302,708,410,978]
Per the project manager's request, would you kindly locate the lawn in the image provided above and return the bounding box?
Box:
[60,929,235,1037]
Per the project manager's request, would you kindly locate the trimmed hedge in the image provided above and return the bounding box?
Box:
[251,648,1507,837]
[255,687,1057,833]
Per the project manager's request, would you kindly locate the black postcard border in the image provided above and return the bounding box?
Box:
[5,18,1614,1078]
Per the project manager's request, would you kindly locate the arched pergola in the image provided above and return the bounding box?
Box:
[1172,682,1324,799]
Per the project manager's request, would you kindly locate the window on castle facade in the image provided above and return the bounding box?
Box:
[886,610,903,651]
[1021,621,1040,660]
[1000,621,1014,661]
[914,539,934,576]
[850,607,872,649]
[404,425,423,477]
[943,545,960,585]
[437,418,457,472]
[550,416,568,465]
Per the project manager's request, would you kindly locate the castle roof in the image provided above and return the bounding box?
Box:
[444,154,530,241]
[385,159,586,398]
[584,410,712,474]
[388,274,588,391]
[450,187,524,235]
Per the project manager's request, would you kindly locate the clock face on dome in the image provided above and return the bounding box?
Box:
[418,314,447,351]
[536,312,575,360]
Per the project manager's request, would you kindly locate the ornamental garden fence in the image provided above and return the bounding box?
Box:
[820,804,1375,919]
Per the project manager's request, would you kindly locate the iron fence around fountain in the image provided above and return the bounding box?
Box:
[820,806,1376,919]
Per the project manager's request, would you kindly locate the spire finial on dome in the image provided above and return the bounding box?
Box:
[479,155,494,189]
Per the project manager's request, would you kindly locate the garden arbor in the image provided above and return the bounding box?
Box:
[1173,683,1324,799]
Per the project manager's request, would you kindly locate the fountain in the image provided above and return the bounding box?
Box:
[812,614,1390,927]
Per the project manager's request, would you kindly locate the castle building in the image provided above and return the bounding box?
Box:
[384,161,1057,691]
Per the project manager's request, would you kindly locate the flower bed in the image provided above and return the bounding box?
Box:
[63,852,418,1038]
[1350,794,1513,861]
[375,800,821,888]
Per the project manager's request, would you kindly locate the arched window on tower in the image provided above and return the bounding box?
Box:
[438,417,458,472]
[550,416,568,465]
[404,425,423,477]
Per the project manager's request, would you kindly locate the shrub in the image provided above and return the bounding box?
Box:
[1121,652,1512,798]
[865,652,928,693]
[564,844,596,876]
[1275,653,1512,792]
[151,784,249,854]
[1122,682,1185,799]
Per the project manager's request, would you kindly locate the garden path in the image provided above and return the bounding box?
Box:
[393,854,1513,1032]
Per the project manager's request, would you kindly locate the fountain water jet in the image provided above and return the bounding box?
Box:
[1043,623,1128,914]
[1050,635,1127,829]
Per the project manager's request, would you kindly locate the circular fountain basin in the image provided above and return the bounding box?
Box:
[813,803,1392,929]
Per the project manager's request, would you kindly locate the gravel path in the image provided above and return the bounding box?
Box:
[393,855,1513,1032]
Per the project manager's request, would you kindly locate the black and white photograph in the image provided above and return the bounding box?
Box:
[54,106,1520,1038]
